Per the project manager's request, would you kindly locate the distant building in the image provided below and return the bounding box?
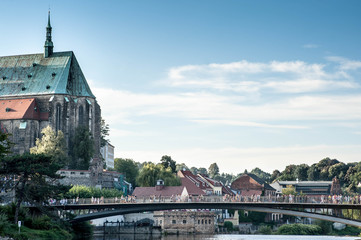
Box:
[231,173,276,196]
[0,12,102,168]
[177,170,234,196]
[100,142,115,169]
[154,210,215,234]
[132,179,189,200]
[270,180,339,195]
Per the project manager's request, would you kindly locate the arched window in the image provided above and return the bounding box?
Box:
[78,106,84,126]
[55,104,61,132]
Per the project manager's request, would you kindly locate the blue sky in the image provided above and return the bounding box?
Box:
[1,1,361,174]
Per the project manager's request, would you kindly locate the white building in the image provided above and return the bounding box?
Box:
[100,142,115,169]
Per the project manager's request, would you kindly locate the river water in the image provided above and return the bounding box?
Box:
[94,235,359,240]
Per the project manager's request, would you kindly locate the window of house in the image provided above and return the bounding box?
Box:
[160,220,162,224]
[209,219,211,224]
[172,220,176,224]
[198,220,200,224]
[183,220,186,224]
[201,219,204,224]
[19,122,27,129]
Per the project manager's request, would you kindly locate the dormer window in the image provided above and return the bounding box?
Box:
[5,107,11,112]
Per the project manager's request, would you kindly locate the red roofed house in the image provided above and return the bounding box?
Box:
[177,170,234,196]
[132,180,189,201]
[231,173,276,196]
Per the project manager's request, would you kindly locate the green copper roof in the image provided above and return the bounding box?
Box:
[0,51,94,98]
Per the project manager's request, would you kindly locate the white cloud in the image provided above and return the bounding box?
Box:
[326,56,361,70]
[165,59,358,93]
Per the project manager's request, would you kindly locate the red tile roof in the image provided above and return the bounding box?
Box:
[240,190,262,196]
[0,98,48,120]
[180,177,205,196]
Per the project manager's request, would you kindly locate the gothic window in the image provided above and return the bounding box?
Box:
[55,104,61,132]
[78,106,84,126]
[89,108,92,131]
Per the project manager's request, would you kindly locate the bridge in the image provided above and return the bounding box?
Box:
[37,198,361,227]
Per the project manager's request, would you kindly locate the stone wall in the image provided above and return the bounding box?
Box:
[153,210,215,234]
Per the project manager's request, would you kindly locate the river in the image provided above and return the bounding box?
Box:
[94,235,359,240]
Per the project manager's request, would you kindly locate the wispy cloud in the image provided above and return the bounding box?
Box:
[303,44,319,49]
[165,59,358,94]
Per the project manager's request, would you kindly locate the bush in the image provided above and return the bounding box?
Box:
[223,221,234,232]
[277,223,322,235]
[31,215,52,230]
[66,185,123,198]
[0,213,11,234]
[258,225,272,234]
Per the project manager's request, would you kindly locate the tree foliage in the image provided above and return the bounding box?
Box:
[136,163,181,187]
[0,131,11,159]
[208,162,220,178]
[100,118,110,147]
[70,126,94,170]
[250,167,271,182]
[0,153,67,224]
[66,185,122,198]
[114,158,139,187]
[160,155,176,173]
[30,126,68,166]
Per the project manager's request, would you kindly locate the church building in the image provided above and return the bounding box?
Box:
[0,13,101,168]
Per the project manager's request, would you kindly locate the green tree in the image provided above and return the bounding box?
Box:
[0,153,67,224]
[282,185,297,195]
[198,167,208,175]
[294,164,309,181]
[100,118,110,147]
[160,155,177,173]
[208,162,219,178]
[30,126,68,166]
[270,170,281,183]
[307,164,320,181]
[114,158,139,187]
[70,126,94,170]
[250,167,271,182]
[190,167,198,175]
[0,131,11,158]
[136,163,180,187]
[278,164,296,181]
[176,163,189,172]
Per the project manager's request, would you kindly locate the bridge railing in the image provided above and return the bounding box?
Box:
[44,194,359,206]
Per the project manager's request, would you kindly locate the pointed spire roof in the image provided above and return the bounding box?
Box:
[44,11,54,58]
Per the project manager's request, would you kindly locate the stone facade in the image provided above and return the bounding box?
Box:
[0,14,102,168]
[153,210,215,234]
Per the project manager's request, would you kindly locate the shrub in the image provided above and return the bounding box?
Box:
[277,223,322,235]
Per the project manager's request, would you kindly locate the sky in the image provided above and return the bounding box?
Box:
[1,0,361,174]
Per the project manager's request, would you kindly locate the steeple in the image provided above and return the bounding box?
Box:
[44,11,54,58]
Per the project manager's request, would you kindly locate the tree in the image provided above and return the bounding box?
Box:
[250,167,271,183]
[190,167,198,175]
[176,163,189,172]
[294,164,309,181]
[30,126,68,166]
[136,163,180,187]
[198,167,208,175]
[270,170,281,183]
[278,164,297,181]
[208,163,219,178]
[114,158,139,187]
[160,155,176,173]
[0,153,67,224]
[0,131,11,158]
[70,126,94,170]
[100,118,110,147]
[282,185,297,195]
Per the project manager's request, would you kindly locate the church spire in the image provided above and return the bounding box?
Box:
[44,11,54,58]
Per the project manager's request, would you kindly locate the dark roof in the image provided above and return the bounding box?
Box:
[0,52,94,98]
[244,173,275,191]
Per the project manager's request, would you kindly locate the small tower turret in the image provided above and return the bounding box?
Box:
[44,11,54,58]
